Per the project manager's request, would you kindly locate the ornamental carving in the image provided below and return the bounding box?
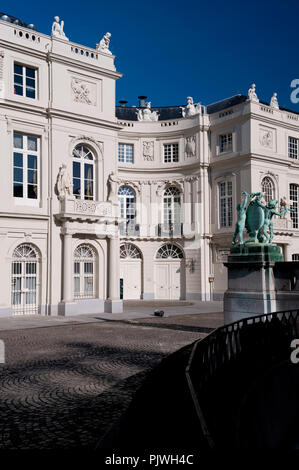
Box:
[270,92,279,109]
[137,102,159,121]
[259,130,273,148]
[75,201,97,213]
[143,141,154,161]
[51,16,69,41]
[71,78,95,105]
[57,164,73,201]
[96,32,112,55]
[156,180,184,196]
[181,97,201,118]
[69,136,103,159]
[185,135,196,157]
[248,83,259,102]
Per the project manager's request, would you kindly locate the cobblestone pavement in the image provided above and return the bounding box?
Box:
[0,314,223,449]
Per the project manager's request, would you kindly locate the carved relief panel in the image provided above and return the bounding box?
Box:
[70,76,97,106]
[259,126,276,152]
[143,141,154,161]
[185,135,196,158]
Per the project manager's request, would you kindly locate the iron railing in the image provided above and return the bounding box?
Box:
[157,223,183,237]
[186,309,299,448]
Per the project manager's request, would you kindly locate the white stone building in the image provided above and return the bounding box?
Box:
[0,13,299,316]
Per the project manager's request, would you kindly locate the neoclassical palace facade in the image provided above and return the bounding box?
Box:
[0,13,299,316]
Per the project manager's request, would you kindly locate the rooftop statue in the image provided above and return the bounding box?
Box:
[270,92,279,109]
[51,16,69,41]
[57,164,72,200]
[97,32,112,55]
[181,96,201,118]
[137,102,159,122]
[248,83,259,103]
[233,191,294,245]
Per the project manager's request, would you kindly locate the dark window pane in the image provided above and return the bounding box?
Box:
[28,169,37,184]
[14,153,23,167]
[26,88,35,99]
[28,155,37,169]
[26,77,35,88]
[28,185,37,199]
[14,134,23,149]
[13,183,23,197]
[14,168,23,183]
[26,67,35,78]
[14,74,23,84]
[73,178,81,196]
[84,164,93,179]
[73,161,80,178]
[14,85,23,96]
[28,137,37,151]
[14,64,22,75]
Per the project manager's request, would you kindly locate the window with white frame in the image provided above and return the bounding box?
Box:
[13,132,39,200]
[288,137,299,159]
[261,177,275,203]
[219,133,232,153]
[14,64,36,99]
[74,245,96,299]
[163,143,179,163]
[118,143,134,163]
[118,186,135,224]
[292,254,299,261]
[163,187,181,226]
[72,144,95,200]
[290,184,299,229]
[219,181,233,227]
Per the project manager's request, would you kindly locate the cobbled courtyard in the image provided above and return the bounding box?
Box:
[0,312,223,449]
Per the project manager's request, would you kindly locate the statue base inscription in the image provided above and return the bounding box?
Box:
[224,244,299,324]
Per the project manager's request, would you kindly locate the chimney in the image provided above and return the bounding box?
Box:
[138,96,147,108]
[119,100,128,107]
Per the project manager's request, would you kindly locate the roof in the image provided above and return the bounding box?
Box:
[0,12,37,31]
[115,94,249,121]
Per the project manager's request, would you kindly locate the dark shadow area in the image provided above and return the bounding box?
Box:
[101,310,299,449]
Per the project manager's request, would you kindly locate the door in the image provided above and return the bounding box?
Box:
[12,259,38,315]
[155,261,183,299]
[120,260,142,299]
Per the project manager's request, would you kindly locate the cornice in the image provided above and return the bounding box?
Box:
[48,53,122,80]
[250,111,299,132]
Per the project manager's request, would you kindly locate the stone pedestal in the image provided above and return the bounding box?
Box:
[224,244,283,324]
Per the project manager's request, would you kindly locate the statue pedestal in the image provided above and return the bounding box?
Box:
[224,244,283,324]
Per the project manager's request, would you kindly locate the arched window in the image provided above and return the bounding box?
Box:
[74,244,96,299]
[72,144,95,200]
[118,186,135,223]
[120,243,141,259]
[261,177,275,204]
[12,243,39,315]
[156,244,184,259]
[163,187,181,226]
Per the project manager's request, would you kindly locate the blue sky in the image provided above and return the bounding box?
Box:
[4,0,299,110]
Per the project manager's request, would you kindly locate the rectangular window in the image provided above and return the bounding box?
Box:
[288,137,299,159]
[118,143,133,163]
[163,143,179,163]
[13,132,39,200]
[219,181,232,227]
[290,184,298,229]
[14,64,37,99]
[292,254,299,261]
[219,133,232,153]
